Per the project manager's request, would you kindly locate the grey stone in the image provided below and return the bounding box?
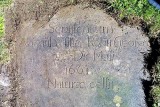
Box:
[10,5,150,107]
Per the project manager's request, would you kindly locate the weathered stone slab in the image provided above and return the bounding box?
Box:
[14,5,150,107]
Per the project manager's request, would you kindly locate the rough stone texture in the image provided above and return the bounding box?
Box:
[4,2,150,107]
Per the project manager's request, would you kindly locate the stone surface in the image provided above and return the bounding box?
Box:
[9,5,150,107]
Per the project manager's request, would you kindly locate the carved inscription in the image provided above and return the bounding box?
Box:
[26,24,148,88]
[20,20,150,107]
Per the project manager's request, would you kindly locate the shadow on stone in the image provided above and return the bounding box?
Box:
[143,35,160,107]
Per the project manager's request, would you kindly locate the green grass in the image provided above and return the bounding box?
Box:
[111,0,160,35]
[152,86,160,107]
[0,15,4,37]
[152,63,160,107]
[0,0,12,7]
[0,0,11,64]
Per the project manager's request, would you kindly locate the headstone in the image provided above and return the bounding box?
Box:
[7,4,150,107]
